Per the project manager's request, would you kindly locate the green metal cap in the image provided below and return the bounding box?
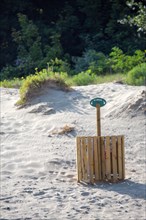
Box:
[90,97,106,107]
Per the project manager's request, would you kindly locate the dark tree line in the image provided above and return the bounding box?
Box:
[0,0,145,79]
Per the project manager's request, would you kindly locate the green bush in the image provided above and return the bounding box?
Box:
[126,63,146,85]
[72,70,96,85]
[109,47,146,73]
[47,58,71,73]
[16,68,70,106]
[88,52,109,74]
[74,50,108,74]
[0,77,24,88]
[0,65,19,80]
[108,47,125,73]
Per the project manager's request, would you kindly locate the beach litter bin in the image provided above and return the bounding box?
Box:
[76,98,125,184]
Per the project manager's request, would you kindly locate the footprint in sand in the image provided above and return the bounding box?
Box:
[1,163,17,171]
[80,192,90,196]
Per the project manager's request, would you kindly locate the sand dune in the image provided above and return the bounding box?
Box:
[0,83,146,220]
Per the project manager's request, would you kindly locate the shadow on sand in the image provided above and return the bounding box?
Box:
[80,178,146,200]
[21,87,90,115]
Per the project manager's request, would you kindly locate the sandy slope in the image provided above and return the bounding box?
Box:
[0,83,146,220]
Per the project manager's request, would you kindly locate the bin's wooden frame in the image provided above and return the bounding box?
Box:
[76,135,125,183]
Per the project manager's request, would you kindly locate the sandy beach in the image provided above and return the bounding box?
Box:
[0,82,146,220]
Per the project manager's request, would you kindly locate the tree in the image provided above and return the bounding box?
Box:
[119,0,146,33]
[0,0,146,79]
[11,13,43,76]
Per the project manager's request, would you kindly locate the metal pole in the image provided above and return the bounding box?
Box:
[96,104,101,136]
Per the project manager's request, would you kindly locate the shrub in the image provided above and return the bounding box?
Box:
[0,77,24,88]
[73,50,108,74]
[88,52,109,74]
[0,65,19,80]
[126,63,146,85]
[109,47,146,73]
[16,69,70,106]
[108,47,125,73]
[47,58,71,73]
[72,70,96,86]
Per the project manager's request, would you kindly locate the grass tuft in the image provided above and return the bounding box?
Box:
[0,77,24,88]
[15,69,70,106]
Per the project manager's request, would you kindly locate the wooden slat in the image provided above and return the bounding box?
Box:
[81,138,85,181]
[76,137,82,182]
[97,137,102,180]
[121,136,125,179]
[82,137,88,181]
[105,136,111,180]
[87,137,94,184]
[91,138,94,184]
[94,136,100,181]
[100,136,106,180]
[117,136,123,179]
[111,136,118,181]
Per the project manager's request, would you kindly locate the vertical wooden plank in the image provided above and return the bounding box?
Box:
[97,137,102,180]
[76,137,82,182]
[117,136,123,179]
[121,136,125,179]
[111,136,118,181]
[82,137,88,181]
[81,138,85,181]
[100,136,106,180]
[105,136,111,180]
[91,138,94,184]
[87,137,94,184]
[94,136,100,181]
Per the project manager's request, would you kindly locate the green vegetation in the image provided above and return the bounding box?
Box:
[1,59,145,106]
[0,0,145,106]
[1,68,125,106]
[119,0,146,34]
[126,63,146,86]
[73,72,125,86]
[0,77,24,88]
[0,0,146,81]
[108,48,145,73]
[72,70,96,86]
[15,69,70,106]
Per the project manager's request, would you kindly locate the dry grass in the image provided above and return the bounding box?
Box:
[52,125,75,135]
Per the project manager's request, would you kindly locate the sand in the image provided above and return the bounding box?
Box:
[0,82,146,220]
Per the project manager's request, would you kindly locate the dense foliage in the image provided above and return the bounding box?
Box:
[0,0,146,83]
[126,63,146,85]
[119,0,146,33]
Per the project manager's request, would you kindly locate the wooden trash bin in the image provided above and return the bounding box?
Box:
[76,98,125,184]
[76,135,125,183]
